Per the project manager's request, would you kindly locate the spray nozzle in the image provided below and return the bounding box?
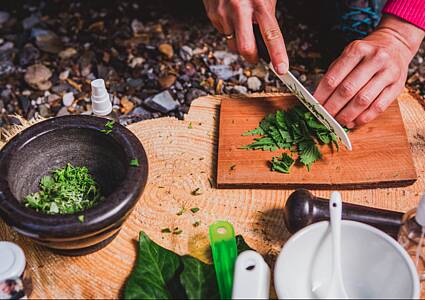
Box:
[91,79,112,116]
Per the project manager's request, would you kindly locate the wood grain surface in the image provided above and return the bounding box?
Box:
[217,95,417,189]
[0,92,424,299]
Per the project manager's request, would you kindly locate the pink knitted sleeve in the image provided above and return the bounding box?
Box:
[382,0,425,30]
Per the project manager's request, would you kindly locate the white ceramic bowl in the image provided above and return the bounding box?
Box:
[274,220,420,299]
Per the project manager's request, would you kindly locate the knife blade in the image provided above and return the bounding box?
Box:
[253,25,352,151]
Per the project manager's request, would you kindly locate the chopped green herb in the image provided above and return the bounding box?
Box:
[190,207,200,213]
[105,120,115,129]
[242,104,347,173]
[230,164,236,170]
[130,159,139,167]
[100,129,112,134]
[191,188,203,196]
[78,215,85,223]
[161,228,171,233]
[192,221,201,227]
[188,122,193,129]
[176,207,185,216]
[172,227,183,235]
[23,163,102,215]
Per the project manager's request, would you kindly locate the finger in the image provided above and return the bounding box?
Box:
[234,5,257,63]
[323,56,384,116]
[335,70,394,126]
[220,14,237,52]
[255,5,288,74]
[354,83,402,126]
[314,41,371,104]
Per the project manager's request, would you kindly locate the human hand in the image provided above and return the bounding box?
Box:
[203,0,289,74]
[314,15,425,128]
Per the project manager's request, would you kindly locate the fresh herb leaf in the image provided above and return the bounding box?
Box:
[161,228,171,233]
[191,188,203,196]
[100,129,112,134]
[176,207,185,216]
[105,120,115,129]
[192,221,201,227]
[23,163,102,215]
[230,164,236,170]
[172,229,183,235]
[271,153,295,174]
[190,207,200,213]
[188,122,193,129]
[78,215,84,223]
[130,159,140,167]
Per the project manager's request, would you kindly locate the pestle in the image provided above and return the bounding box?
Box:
[284,189,404,239]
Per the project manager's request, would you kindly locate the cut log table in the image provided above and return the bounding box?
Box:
[0,92,424,298]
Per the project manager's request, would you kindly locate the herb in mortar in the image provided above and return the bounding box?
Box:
[124,231,252,299]
[242,105,345,173]
[24,163,102,215]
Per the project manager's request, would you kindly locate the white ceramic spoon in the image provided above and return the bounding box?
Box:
[313,191,348,299]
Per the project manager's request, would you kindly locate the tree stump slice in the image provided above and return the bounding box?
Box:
[0,92,424,298]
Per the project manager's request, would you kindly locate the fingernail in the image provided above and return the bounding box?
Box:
[276,63,288,75]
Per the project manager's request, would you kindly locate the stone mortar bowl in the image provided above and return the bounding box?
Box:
[0,115,148,256]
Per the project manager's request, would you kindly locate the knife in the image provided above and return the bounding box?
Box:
[253,25,352,151]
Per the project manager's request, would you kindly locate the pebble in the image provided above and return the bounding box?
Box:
[24,64,52,90]
[179,45,193,61]
[18,96,31,115]
[131,19,144,36]
[59,69,70,81]
[213,51,238,65]
[145,90,178,113]
[232,85,248,94]
[158,43,174,59]
[38,104,50,117]
[252,65,268,79]
[59,47,77,60]
[129,56,145,68]
[247,76,262,91]
[22,14,39,29]
[186,88,207,104]
[159,74,177,89]
[56,106,70,117]
[19,43,40,66]
[120,96,134,114]
[32,28,63,54]
[62,92,74,107]
[209,65,237,80]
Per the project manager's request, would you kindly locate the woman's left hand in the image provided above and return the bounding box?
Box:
[314,15,425,128]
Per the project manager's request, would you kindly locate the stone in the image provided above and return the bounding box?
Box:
[32,28,63,54]
[179,45,193,61]
[252,65,268,79]
[186,88,207,104]
[145,90,178,113]
[19,43,40,66]
[0,12,9,26]
[159,74,176,89]
[22,14,39,29]
[120,96,134,114]
[128,56,145,68]
[24,64,52,90]
[59,47,77,60]
[232,85,248,94]
[158,43,174,59]
[18,96,30,115]
[131,19,144,36]
[213,50,238,65]
[247,76,262,91]
[62,92,74,107]
[209,65,237,80]
[59,69,70,81]
[38,104,50,117]
[127,78,144,90]
[47,94,61,104]
[56,106,70,117]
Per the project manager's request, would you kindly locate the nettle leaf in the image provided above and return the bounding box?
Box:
[124,232,181,299]
[180,256,219,299]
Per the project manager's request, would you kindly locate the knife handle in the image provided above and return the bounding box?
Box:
[284,189,404,239]
[253,24,271,63]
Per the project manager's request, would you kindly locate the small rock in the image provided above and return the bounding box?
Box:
[129,56,145,68]
[159,74,176,89]
[158,43,174,59]
[59,69,70,81]
[22,14,39,29]
[209,65,237,80]
[0,11,10,26]
[32,28,63,54]
[232,85,248,94]
[56,106,70,117]
[213,50,238,65]
[119,107,152,125]
[62,92,74,107]
[47,94,61,104]
[130,106,152,118]
[180,45,193,61]
[19,43,40,66]
[247,76,262,91]
[24,64,52,90]
[38,104,50,117]
[127,78,144,89]
[18,96,30,115]
[131,19,144,36]
[52,84,69,94]
[59,47,77,60]
[120,96,134,114]
[145,90,178,113]
[186,88,207,104]
[252,65,268,79]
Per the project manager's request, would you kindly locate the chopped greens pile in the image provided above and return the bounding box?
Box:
[124,231,251,299]
[24,163,102,214]
[242,105,345,173]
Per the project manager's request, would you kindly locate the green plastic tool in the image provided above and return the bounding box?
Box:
[209,220,238,299]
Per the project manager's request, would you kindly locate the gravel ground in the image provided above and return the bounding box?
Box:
[0,0,423,131]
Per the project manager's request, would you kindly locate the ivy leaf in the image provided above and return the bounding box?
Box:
[180,256,219,299]
[124,232,181,299]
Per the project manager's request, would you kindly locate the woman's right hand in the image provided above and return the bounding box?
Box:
[203,0,289,74]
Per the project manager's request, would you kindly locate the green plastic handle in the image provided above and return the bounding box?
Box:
[209,221,238,299]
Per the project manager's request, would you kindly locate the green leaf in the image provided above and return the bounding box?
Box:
[241,127,264,136]
[124,232,181,299]
[78,215,84,223]
[271,153,295,174]
[180,256,219,299]
[190,207,200,213]
[130,159,139,167]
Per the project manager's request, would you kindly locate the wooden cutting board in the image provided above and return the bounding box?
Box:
[217,95,417,189]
